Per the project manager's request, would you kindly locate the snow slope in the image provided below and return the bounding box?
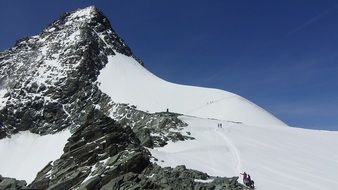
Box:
[0,130,71,183]
[150,116,338,190]
[98,52,286,127]
[98,52,338,189]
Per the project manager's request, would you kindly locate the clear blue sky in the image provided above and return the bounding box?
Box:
[1,1,338,130]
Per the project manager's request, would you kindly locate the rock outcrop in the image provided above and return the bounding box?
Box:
[0,175,31,190]
[110,103,194,148]
[29,109,244,190]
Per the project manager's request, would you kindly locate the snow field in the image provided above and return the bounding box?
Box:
[150,116,338,190]
[97,51,338,189]
[0,130,71,183]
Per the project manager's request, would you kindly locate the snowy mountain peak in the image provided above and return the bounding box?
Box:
[0,6,138,137]
[69,5,98,19]
[0,5,286,139]
[7,6,133,61]
[1,7,338,190]
[42,6,132,55]
[43,6,101,33]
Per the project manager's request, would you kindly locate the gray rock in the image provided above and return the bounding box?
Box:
[111,104,193,148]
[0,175,31,190]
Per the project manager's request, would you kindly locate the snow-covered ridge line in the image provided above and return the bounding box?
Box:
[98,52,286,127]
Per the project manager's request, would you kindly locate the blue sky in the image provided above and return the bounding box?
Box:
[1,1,337,130]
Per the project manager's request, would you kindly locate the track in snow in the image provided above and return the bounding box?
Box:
[149,116,338,190]
[215,126,242,174]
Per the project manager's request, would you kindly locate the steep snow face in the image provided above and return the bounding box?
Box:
[149,116,338,190]
[98,52,286,127]
[0,130,71,183]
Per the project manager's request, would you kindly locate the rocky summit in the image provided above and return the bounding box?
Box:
[0,6,245,190]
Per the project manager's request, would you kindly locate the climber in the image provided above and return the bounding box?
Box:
[240,172,248,184]
[247,174,254,188]
[240,172,254,188]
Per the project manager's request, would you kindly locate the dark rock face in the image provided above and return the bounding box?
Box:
[0,6,139,138]
[142,165,243,190]
[0,7,105,137]
[30,109,151,190]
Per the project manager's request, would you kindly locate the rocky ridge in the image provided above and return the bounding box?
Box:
[110,103,194,148]
[29,109,243,190]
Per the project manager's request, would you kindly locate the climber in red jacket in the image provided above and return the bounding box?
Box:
[240,172,255,188]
